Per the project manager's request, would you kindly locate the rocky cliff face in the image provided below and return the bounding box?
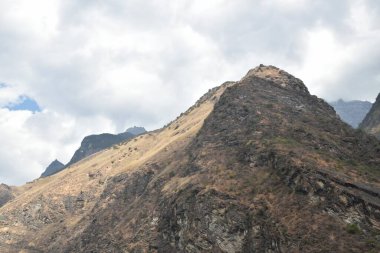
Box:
[1,66,379,253]
[40,159,65,178]
[360,93,380,139]
[330,99,372,128]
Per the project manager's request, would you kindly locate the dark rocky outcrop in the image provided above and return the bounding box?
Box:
[40,159,65,178]
[360,93,380,139]
[330,99,372,128]
[125,126,147,136]
[0,183,14,207]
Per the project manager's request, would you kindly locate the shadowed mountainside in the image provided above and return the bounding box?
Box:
[0,66,379,253]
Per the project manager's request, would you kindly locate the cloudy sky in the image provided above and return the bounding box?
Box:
[0,0,379,185]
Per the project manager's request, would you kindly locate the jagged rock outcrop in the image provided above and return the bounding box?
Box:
[330,99,372,128]
[40,159,65,178]
[125,126,146,136]
[360,93,380,139]
[1,65,379,253]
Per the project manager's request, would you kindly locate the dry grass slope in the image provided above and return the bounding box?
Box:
[0,82,233,252]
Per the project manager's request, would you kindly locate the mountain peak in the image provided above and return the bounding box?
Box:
[242,64,309,94]
[40,159,65,178]
[125,126,146,135]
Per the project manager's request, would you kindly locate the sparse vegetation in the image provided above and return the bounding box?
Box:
[346,223,361,234]
[272,136,300,147]
[265,103,274,109]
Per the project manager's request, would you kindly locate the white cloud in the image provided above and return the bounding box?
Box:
[294,27,352,97]
[0,85,22,106]
[0,108,116,185]
[0,0,379,184]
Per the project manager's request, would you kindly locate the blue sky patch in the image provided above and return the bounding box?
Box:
[5,96,41,113]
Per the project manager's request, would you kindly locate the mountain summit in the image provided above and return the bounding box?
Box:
[40,159,65,178]
[242,64,309,93]
[1,66,379,252]
[125,126,146,135]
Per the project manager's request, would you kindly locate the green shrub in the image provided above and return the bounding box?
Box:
[346,223,361,234]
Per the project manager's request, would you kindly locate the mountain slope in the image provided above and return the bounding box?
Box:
[40,160,65,178]
[1,66,379,253]
[360,93,380,139]
[330,99,372,128]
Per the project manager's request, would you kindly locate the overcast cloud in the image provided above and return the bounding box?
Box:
[0,0,379,185]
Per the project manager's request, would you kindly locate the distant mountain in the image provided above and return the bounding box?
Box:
[0,183,14,207]
[40,127,147,177]
[125,126,146,135]
[330,99,372,128]
[40,159,65,178]
[65,132,135,167]
[360,93,380,139]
